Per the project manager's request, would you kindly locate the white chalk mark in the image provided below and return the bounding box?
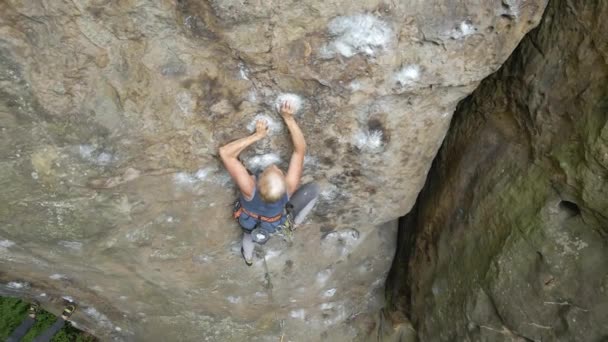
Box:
[79,145,116,166]
[238,62,250,80]
[226,296,241,304]
[247,114,283,135]
[316,269,333,286]
[0,240,15,248]
[450,20,476,39]
[275,93,303,115]
[353,130,384,152]
[323,288,337,298]
[7,281,29,289]
[49,274,67,280]
[323,14,393,58]
[395,65,421,86]
[290,309,306,320]
[246,153,281,172]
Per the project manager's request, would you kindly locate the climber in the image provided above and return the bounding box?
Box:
[219,100,319,266]
[7,300,77,342]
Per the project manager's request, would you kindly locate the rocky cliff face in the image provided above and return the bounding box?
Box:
[387,0,608,340]
[0,1,547,340]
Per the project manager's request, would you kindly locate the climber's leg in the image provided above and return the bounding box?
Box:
[241,231,254,266]
[7,317,36,342]
[7,300,40,342]
[32,318,64,342]
[32,304,75,342]
[288,183,320,225]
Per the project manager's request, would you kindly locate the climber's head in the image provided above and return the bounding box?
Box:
[258,164,286,203]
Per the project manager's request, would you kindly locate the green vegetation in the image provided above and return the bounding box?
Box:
[0,296,96,342]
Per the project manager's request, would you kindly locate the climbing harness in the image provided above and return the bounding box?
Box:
[233,200,296,244]
[283,202,296,231]
[232,200,283,223]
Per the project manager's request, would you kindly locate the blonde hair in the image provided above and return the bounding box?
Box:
[258,167,286,203]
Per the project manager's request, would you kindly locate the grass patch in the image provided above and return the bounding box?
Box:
[0,296,97,342]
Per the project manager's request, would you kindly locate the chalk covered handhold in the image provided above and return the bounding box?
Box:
[324,14,393,58]
[275,93,303,115]
[247,114,283,135]
[394,65,421,86]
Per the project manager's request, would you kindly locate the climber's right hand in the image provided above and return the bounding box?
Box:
[280,100,295,119]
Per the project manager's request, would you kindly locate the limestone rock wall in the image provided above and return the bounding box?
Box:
[387,0,608,340]
[0,0,546,340]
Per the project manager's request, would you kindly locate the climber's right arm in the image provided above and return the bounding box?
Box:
[219,120,268,198]
[280,101,306,196]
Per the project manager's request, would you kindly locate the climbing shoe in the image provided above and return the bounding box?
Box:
[241,247,253,266]
[28,300,40,318]
[61,303,77,320]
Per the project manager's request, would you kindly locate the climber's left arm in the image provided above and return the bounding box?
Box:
[219,120,268,199]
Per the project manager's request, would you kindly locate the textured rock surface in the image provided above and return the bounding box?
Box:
[388,0,608,340]
[0,0,546,340]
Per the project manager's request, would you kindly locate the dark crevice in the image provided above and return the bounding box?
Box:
[384,150,444,321]
[559,200,581,217]
[384,206,418,317]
